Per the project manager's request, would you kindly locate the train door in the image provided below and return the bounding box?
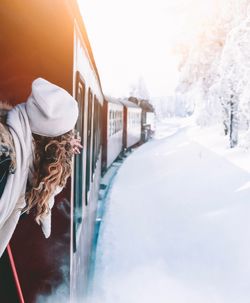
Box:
[73,71,86,251]
[123,106,128,149]
[92,96,99,176]
[86,89,93,204]
[101,100,108,172]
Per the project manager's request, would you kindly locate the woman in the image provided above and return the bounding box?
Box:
[0,78,82,257]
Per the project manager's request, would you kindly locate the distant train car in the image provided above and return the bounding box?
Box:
[146,112,156,132]
[141,111,155,142]
[102,97,123,172]
[128,97,155,142]
[0,1,103,302]
[121,100,142,149]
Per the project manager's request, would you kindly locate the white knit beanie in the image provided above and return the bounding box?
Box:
[26,78,79,137]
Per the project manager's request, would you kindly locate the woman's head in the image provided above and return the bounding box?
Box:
[24,78,81,223]
[26,78,79,137]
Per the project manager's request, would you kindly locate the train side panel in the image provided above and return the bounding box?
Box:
[122,101,142,149]
[126,107,142,148]
[0,0,104,302]
[70,20,103,301]
[107,102,123,168]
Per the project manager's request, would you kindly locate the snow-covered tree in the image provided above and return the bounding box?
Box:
[129,77,150,100]
[175,0,250,148]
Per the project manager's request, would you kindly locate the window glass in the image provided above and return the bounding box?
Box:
[73,71,85,252]
[85,89,93,203]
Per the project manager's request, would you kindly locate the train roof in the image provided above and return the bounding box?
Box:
[0,0,105,101]
[67,0,104,94]
[120,100,141,108]
[128,97,155,112]
[105,96,123,106]
[105,97,141,108]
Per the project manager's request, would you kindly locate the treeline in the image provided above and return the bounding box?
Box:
[176,0,250,148]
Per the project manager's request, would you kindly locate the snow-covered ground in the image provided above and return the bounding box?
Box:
[89,118,250,303]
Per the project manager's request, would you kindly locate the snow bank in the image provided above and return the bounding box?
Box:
[89,119,250,303]
[189,122,250,173]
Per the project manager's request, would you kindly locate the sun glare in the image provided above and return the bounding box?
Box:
[78,0,222,97]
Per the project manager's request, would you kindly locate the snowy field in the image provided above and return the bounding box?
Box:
[89,118,250,303]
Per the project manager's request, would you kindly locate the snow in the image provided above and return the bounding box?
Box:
[89,118,250,303]
[189,122,250,173]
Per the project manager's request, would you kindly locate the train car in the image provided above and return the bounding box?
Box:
[0,1,103,302]
[102,97,124,172]
[146,112,156,132]
[128,96,155,141]
[121,100,142,149]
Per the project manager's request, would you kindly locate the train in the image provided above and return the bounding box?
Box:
[102,96,156,172]
[0,1,154,303]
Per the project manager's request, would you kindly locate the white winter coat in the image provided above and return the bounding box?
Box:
[0,103,60,257]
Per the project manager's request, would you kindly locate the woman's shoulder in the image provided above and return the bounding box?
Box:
[0,102,16,175]
[0,101,12,125]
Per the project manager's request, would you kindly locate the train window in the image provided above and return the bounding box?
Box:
[92,96,98,176]
[116,112,118,132]
[96,102,99,152]
[112,110,114,135]
[99,103,103,152]
[92,96,95,178]
[119,111,122,131]
[108,109,112,137]
[120,111,122,130]
[98,102,102,153]
[97,102,100,151]
[110,114,112,136]
[116,111,118,132]
[86,89,93,204]
[114,111,117,133]
[117,111,119,130]
[108,110,110,137]
[97,100,100,157]
[96,100,100,158]
[94,99,98,165]
[73,71,85,252]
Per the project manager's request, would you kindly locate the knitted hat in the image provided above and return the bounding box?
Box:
[26,78,79,137]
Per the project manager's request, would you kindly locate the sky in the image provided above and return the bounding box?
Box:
[78,0,221,98]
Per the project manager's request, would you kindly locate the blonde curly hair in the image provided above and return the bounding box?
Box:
[25,130,74,223]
